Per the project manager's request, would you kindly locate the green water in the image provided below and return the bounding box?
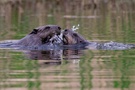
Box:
[1,0,135,90]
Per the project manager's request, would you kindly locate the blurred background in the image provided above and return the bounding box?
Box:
[1,0,135,90]
[0,0,135,42]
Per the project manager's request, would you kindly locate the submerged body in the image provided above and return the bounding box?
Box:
[0,27,135,50]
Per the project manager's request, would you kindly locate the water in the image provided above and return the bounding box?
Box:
[1,0,135,90]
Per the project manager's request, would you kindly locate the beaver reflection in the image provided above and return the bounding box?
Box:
[25,49,84,65]
[25,50,62,60]
[63,49,83,60]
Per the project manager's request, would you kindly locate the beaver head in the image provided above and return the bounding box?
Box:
[17,25,61,46]
[29,25,61,44]
[62,29,87,45]
[30,25,61,35]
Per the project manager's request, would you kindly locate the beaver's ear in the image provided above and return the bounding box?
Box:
[29,29,38,34]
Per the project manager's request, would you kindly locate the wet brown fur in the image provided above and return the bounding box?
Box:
[17,25,61,46]
[62,29,87,45]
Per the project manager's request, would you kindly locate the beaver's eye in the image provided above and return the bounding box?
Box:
[64,29,68,32]
[29,29,38,34]
[58,27,61,30]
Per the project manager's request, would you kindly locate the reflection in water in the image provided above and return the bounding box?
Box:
[1,47,135,90]
[1,0,135,90]
[79,50,135,90]
[24,49,84,65]
[25,50,62,60]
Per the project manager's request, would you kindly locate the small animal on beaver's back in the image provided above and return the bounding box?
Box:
[16,25,61,46]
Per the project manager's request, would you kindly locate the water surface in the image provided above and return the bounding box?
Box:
[0,0,135,90]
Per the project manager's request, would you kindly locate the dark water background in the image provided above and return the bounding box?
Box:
[1,0,135,90]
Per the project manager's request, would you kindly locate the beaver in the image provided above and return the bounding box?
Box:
[17,25,61,46]
[62,29,99,49]
[62,29,135,50]
[62,29,88,45]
